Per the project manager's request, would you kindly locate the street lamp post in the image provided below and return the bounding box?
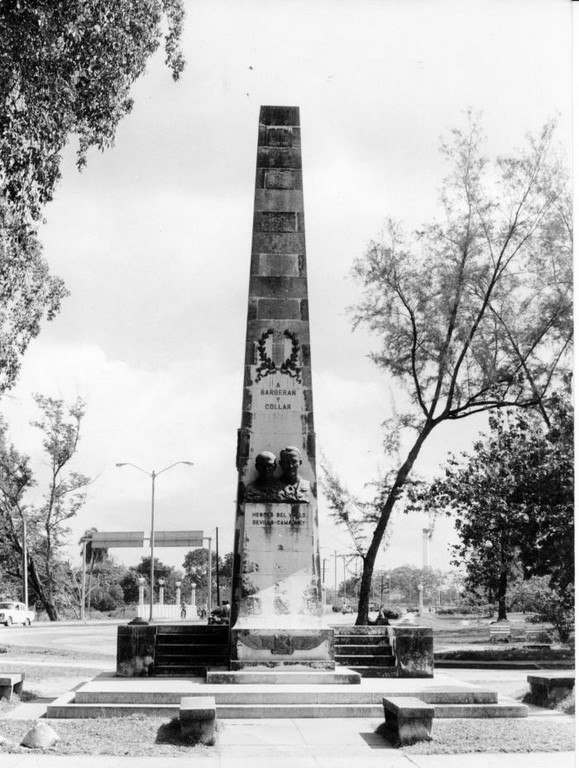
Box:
[22,514,28,610]
[203,535,212,617]
[116,460,194,622]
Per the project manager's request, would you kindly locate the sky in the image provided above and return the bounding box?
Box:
[2,0,573,587]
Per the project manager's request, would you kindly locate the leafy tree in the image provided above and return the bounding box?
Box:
[514,392,574,598]
[78,526,109,614]
[0,0,185,391]
[134,555,182,602]
[418,396,573,621]
[120,569,141,605]
[343,115,572,623]
[85,558,127,613]
[183,548,214,604]
[0,209,67,392]
[383,565,446,606]
[182,548,233,605]
[0,395,89,619]
[508,574,553,614]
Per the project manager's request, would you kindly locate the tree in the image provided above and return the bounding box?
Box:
[417,396,573,621]
[345,115,572,623]
[0,0,185,391]
[120,569,141,605]
[85,558,127,613]
[182,548,233,605]
[0,395,89,619]
[0,208,67,392]
[134,556,182,602]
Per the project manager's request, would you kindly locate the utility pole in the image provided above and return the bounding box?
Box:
[334,550,337,604]
[81,537,87,621]
[215,527,220,606]
[22,515,28,610]
[204,536,213,617]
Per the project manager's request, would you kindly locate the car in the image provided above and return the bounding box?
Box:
[0,601,35,627]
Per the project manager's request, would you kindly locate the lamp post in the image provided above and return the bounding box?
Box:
[22,514,28,610]
[116,461,194,622]
[203,535,213,617]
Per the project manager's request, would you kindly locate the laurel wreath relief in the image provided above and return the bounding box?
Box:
[254,329,302,383]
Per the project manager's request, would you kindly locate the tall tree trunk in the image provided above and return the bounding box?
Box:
[27,554,59,621]
[356,422,435,625]
[496,566,508,621]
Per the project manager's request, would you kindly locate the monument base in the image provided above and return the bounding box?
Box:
[230,626,335,670]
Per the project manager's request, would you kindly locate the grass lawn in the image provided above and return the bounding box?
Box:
[400,718,575,754]
[0,714,212,756]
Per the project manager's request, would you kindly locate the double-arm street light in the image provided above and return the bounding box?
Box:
[116,461,194,622]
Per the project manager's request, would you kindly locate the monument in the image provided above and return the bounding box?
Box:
[117,104,434,683]
[230,106,334,669]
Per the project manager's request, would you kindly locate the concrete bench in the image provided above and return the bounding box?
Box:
[180,696,216,745]
[489,623,511,642]
[527,674,575,707]
[382,696,434,746]
[0,673,25,702]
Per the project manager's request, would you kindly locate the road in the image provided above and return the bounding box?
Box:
[0,621,121,658]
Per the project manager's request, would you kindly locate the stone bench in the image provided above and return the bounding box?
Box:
[527,674,575,707]
[0,673,25,702]
[489,623,511,642]
[382,696,434,746]
[179,696,216,745]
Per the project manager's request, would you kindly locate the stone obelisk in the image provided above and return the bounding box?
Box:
[230,106,333,669]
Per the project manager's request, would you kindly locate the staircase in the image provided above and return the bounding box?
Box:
[47,676,528,719]
[154,625,229,676]
[334,626,396,677]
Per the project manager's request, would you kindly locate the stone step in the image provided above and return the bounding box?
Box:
[334,644,392,655]
[48,693,181,719]
[331,627,391,636]
[156,626,228,636]
[206,670,361,685]
[48,690,526,720]
[217,703,383,718]
[355,666,399,678]
[155,667,214,676]
[75,687,499,706]
[156,637,229,647]
[156,642,228,651]
[334,635,392,646]
[156,654,229,664]
[433,700,528,718]
[335,654,395,666]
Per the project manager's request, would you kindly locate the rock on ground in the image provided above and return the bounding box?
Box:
[20,722,60,749]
